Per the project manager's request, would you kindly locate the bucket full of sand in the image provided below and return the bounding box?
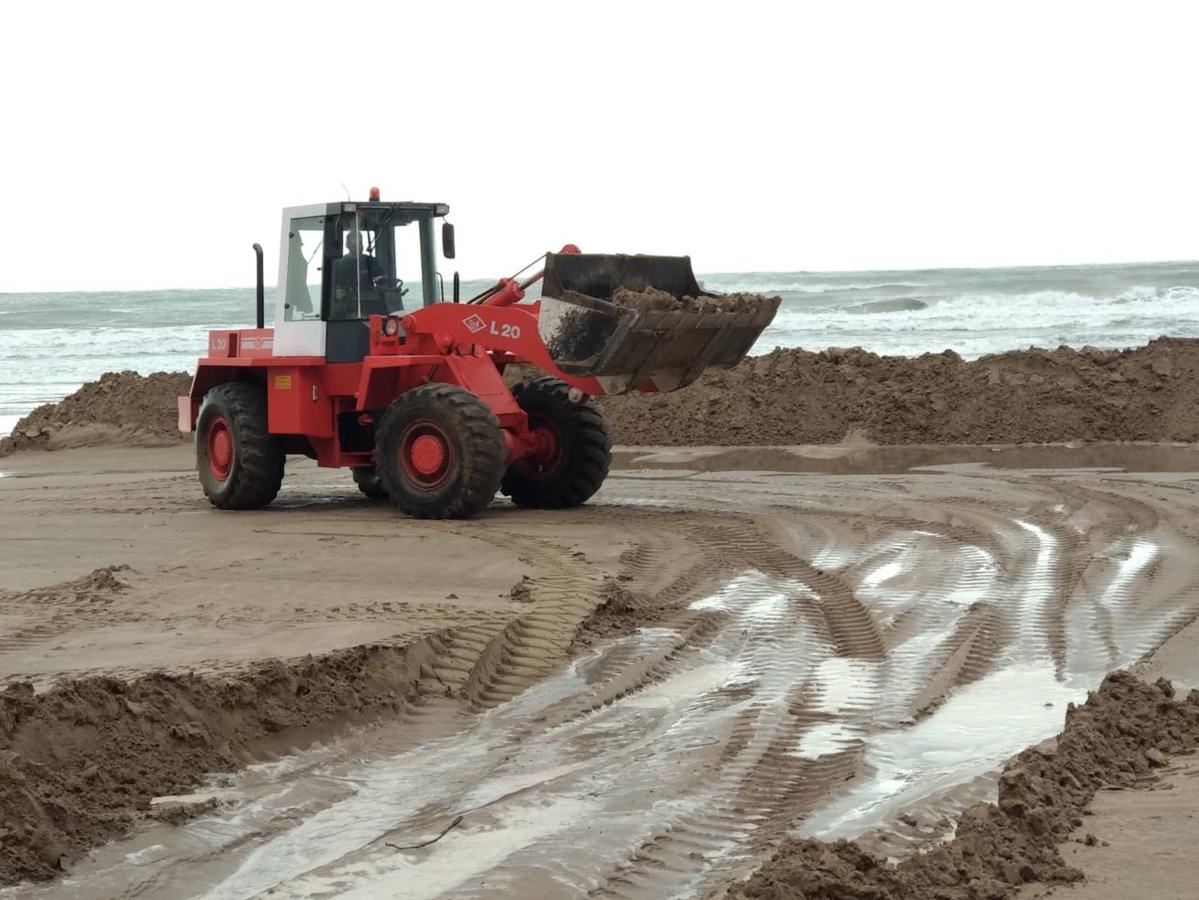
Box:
[538,253,780,392]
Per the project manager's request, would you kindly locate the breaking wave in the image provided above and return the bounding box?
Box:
[757,284,1199,359]
[700,279,928,295]
[845,298,932,314]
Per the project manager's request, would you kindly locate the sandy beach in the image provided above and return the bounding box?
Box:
[2,428,1198,896]
[5,3,1199,894]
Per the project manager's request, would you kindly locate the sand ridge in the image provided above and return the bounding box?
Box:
[2,338,1197,456]
[0,640,441,884]
[602,337,1199,445]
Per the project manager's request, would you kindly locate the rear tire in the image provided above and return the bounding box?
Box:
[501,376,611,509]
[196,382,284,509]
[352,466,388,500]
[375,384,506,519]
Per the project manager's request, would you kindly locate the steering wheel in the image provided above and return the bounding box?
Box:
[372,275,408,297]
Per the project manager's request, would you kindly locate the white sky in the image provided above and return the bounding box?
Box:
[2,0,1196,292]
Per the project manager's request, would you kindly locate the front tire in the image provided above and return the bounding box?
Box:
[501,376,611,509]
[375,384,506,519]
[196,382,284,509]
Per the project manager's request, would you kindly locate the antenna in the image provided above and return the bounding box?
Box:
[339,182,351,200]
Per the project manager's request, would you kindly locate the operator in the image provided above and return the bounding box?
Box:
[332,230,385,318]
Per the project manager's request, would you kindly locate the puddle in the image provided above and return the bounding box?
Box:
[1066,534,1187,678]
[1014,520,1057,659]
[799,662,1085,840]
[19,575,829,899]
[614,443,1199,475]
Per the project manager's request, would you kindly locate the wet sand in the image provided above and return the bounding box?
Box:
[1020,757,1199,900]
[0,447,626,683]
[2,444,1198,896]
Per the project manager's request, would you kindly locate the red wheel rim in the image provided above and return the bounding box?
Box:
[206,416,234,480]
[525,414,564,474]
[398,420,455,489]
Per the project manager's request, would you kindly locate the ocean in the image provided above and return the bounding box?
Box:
[2,260,1198,437]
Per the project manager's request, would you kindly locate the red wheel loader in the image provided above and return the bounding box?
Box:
[180,192,779,518]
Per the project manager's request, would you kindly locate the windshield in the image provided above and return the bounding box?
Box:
[330,211,420,320]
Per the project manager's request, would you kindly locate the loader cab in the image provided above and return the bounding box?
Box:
[274,200,450,362]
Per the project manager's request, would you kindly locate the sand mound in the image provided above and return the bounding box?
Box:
[4,339,1197,456]
[604,337,1199,445]
[735,672,1199,899]
[6,565,131,604]
[0,371,192,456]
[0,639,444,885]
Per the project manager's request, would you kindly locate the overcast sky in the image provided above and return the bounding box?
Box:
[2,1,1196,292]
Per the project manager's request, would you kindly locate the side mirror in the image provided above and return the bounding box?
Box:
[328,233,344,259]
[442,222,456,259]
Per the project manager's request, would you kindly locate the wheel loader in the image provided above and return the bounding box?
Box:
[180,190,779,518]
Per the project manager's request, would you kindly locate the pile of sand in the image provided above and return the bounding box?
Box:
[0,632,444,884]
[0,371,192,456]
[3,339,1197,456]
[735,672,1199,900]
[603,337,1199,445]
[611,286,768,313]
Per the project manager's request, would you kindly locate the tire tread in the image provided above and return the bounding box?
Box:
[501,376,611,509]
[375,383,505,519]
[196,382,284,510]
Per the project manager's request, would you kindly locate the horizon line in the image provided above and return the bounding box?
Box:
[2,256,1198,297]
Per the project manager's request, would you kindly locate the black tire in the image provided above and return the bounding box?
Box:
[352,466,388,500]
[196,382,284,509]
[375,383,506,519]
[501,376,611,509]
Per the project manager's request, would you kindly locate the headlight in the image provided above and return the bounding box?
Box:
[383,317,400,337]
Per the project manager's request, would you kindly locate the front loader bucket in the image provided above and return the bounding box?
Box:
[538,253,780,393]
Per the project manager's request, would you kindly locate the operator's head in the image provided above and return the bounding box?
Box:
[345,230,359,254]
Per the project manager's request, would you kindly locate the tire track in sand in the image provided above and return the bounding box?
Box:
[15,468,1199,900]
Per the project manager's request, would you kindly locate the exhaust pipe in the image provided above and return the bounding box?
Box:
[252,243,265,329]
